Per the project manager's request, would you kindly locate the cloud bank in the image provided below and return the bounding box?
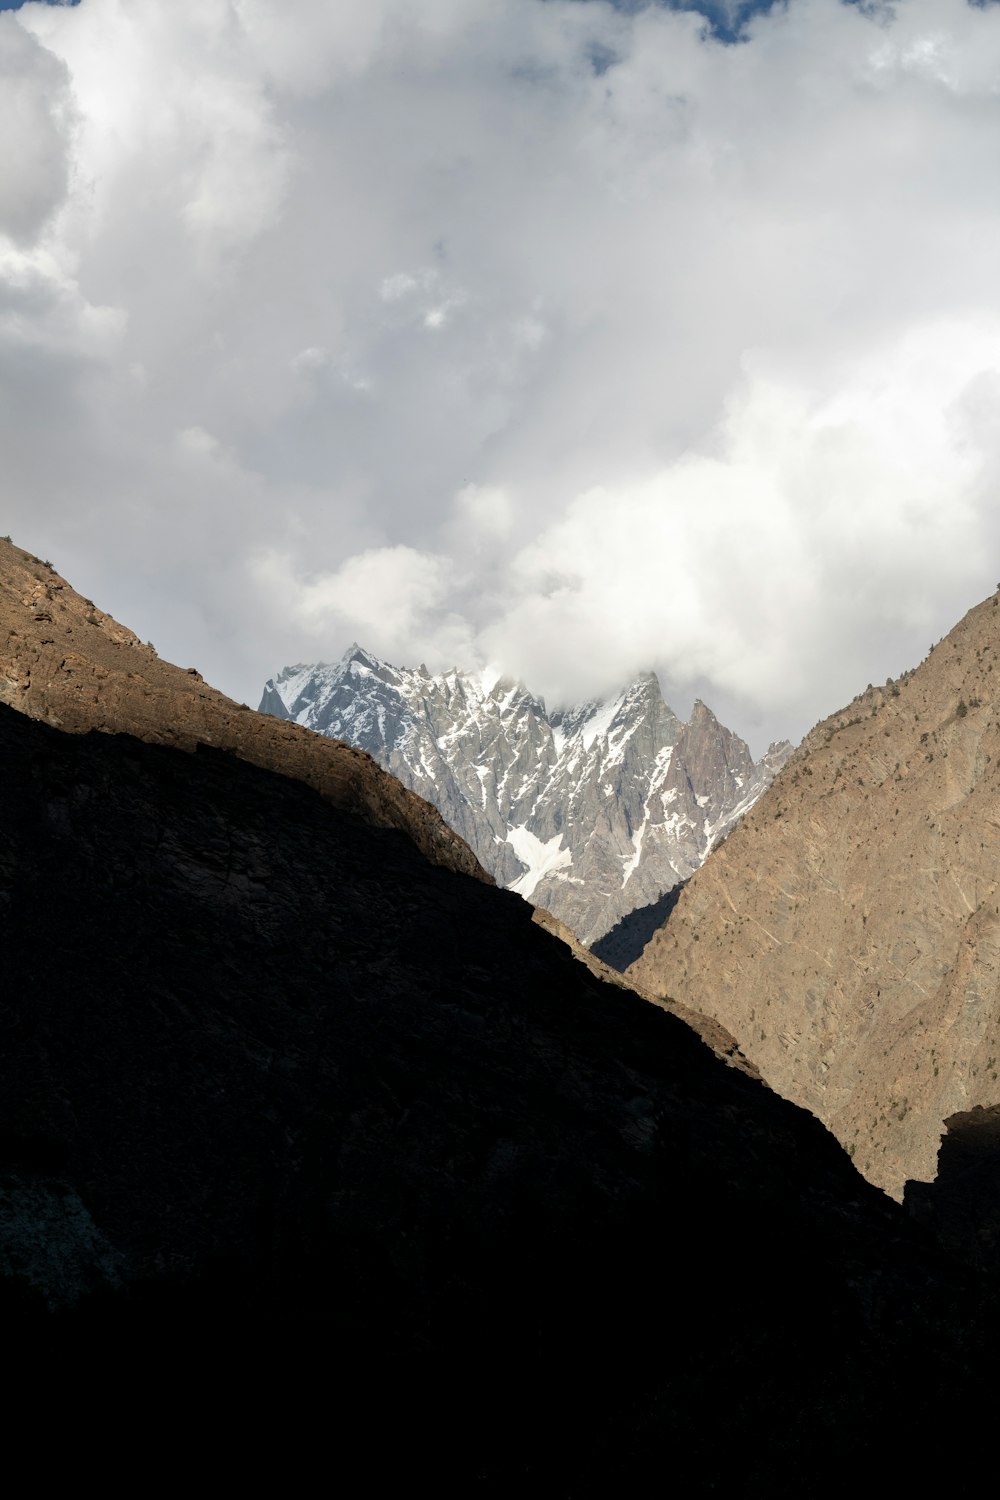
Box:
[4,0,1000,748]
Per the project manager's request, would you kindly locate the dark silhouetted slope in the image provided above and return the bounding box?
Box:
[1,699,998,1490]
[3,543,1000,1488]
[0,538,486,882]
[591,882,687,971]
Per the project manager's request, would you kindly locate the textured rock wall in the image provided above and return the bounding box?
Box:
[630,593,1000,1198]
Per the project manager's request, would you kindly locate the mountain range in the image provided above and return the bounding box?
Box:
[0,544,483,884]
[259,647,791,945]
[5,535,1000,1484]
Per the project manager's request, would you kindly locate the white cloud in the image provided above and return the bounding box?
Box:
[481,317,1000,727]
[450,484,515,546]
[0,15,73,247]
[380,271,424,302]
[290,345,329,374]
[252,542,478,667]
[6,0,1000,747]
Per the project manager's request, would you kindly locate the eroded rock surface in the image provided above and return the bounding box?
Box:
[631,592,1000,1198]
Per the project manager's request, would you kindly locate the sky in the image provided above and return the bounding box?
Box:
[4,0,1000,752]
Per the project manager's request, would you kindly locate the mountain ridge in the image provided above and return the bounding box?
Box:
[0,539,486,884]
[3,681,998,1488]
[5,538,1000,1483]
[260,644,791,944]
[629,589,1000,1198]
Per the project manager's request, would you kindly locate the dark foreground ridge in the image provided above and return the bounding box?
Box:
[2,699,999,1489]
[0,537,487,883]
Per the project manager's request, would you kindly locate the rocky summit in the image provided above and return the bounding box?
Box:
[630,590,1000,1200]
[260,647,791,945]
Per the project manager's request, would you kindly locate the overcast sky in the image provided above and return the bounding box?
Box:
[4,0,1000,751]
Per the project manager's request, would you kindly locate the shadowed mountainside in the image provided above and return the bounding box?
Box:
[0,538,486,882]
[630,591,1000,1198]
[4,541,1000,1484]
[0,701,997,1486]
[906,1103,1000,1271]
[591,883,687,972]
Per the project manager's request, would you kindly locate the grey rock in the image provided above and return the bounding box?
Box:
[260,647,791,946]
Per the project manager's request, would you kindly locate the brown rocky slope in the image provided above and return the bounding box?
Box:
[0,537,486,882]
[630,590,1000,1198]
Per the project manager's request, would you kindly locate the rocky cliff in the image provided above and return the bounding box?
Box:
[261,647,790,945]
[630,591,1000,1199]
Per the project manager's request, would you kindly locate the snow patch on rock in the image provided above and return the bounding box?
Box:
[506,824,573,900]
[258,648,792,946]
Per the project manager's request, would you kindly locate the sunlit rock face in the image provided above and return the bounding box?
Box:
[629,590,1000,1200]
[261,647,790,945]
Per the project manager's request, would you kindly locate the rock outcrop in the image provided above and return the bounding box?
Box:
[260,647,790,944]
[630,591,1000,1198]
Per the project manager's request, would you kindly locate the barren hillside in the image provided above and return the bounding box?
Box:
[631,591,1000,1197]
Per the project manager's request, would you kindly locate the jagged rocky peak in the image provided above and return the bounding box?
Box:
[628,588,1000,1200]
[260,648,792,946]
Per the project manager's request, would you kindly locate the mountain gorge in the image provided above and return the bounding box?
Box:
[260,648,791,945]
[631,591,1000,1199]
[3,536,1000,1485]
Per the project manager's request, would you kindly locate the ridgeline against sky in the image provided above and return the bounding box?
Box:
[4,0,1000,750]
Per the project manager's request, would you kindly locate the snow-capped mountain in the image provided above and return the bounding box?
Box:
[259,646,792,946]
